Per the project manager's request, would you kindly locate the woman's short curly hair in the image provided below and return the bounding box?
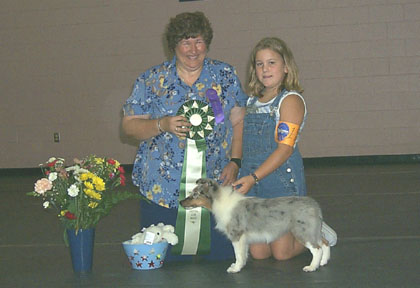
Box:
[165,11,213,54]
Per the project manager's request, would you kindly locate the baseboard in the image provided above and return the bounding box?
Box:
[303,154,420,166]
[1,154,419,175]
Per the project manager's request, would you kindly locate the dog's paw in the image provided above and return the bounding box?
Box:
[320,256,329,266]
[302,265,318,272]
[227,263,242,273]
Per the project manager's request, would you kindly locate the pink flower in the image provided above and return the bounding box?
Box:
[34,178,53,194]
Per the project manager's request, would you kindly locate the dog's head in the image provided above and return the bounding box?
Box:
[179,178,220,210]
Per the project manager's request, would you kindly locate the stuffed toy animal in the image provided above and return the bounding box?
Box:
[130,223,178,245]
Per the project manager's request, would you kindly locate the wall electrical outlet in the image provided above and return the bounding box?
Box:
[53,132,60,143]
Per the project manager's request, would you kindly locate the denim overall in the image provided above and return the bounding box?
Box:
[241,91,307,198]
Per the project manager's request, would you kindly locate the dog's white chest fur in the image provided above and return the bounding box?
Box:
[212,189,243,233]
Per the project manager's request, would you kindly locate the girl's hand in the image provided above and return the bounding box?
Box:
[220,161,239,186]
[232,175,255,194]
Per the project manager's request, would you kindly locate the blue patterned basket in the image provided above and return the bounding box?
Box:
[122,241,169,270]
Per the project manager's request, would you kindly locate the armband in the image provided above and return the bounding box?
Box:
[275,121,300,147]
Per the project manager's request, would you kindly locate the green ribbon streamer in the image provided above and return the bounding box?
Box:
[172,139,211,255]
[195,138,207,152]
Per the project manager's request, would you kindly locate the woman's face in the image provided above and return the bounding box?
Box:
[255,48,288,92]
[175,36,207,73]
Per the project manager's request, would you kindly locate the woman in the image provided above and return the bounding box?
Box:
[122,11,247,260]
[233,37,337,261]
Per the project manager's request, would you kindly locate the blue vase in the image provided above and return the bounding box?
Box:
[67,228,95,273]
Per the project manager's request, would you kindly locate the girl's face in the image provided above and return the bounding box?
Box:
[255,48,288,93]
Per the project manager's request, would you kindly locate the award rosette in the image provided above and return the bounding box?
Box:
[172,99,215,255]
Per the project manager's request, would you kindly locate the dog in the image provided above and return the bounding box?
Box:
[179,178,330,273]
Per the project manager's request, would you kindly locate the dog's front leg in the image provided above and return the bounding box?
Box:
[227,235,248,273]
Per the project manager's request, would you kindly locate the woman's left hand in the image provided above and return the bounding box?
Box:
[219,161,239,186]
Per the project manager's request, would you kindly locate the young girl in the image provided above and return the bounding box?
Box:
[233,37,336,261]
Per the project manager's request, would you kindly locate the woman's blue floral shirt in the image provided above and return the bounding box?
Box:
[123,56,247,208]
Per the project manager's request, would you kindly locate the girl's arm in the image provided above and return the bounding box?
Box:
[233,94,305,194]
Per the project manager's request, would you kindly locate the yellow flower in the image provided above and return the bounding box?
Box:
[80,173,90,181]
[60,210,67,216]
[84,188,93,196]
[159,75,168,88]
[93,191,102,200]
[152,184,162,194]
[196,83,205,91]
[212,84,222,96]
[146,191,153,200]
[95,183,105,192]
[95,157,104,164]
[92,176,105,191]
[88,202,98,208]
[84,181,94,190]
[222,140,228,149]
[158,198,169,208]
[84,188,102,200]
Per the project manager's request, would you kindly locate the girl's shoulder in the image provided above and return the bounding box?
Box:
[278,90,305,108]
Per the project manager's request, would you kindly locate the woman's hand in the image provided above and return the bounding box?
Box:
[160,115,191,138]
[232,175,255,195]
[219,161,239,186]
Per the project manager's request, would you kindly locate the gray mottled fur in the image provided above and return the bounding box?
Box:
[180,178,331,273]
[227,196,323,246]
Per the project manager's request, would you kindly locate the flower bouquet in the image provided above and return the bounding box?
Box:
[28,155,145,273]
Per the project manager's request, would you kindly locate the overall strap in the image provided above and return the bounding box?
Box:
[269,89,288,117]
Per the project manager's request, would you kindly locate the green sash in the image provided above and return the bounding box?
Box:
[172,100,215,255]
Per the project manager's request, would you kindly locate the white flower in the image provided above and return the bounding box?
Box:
[66,165,89,174]
[48,172,57,182]
[67,184,79,197]
[48,157,57,163]
[43,201,49,208]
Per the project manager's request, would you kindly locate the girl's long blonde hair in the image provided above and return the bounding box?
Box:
[248,37,303,97]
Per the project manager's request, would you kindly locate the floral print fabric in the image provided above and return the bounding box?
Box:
[123,57,247,208]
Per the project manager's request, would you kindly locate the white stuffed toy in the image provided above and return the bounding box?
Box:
[130,223,178,246]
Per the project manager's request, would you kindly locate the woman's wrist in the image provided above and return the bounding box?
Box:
[157,118,165,134]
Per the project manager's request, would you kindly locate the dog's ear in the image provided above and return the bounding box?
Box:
[209,178,219,188]
[196,178,208,185]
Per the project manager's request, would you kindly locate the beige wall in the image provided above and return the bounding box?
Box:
[1,0,420,168]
